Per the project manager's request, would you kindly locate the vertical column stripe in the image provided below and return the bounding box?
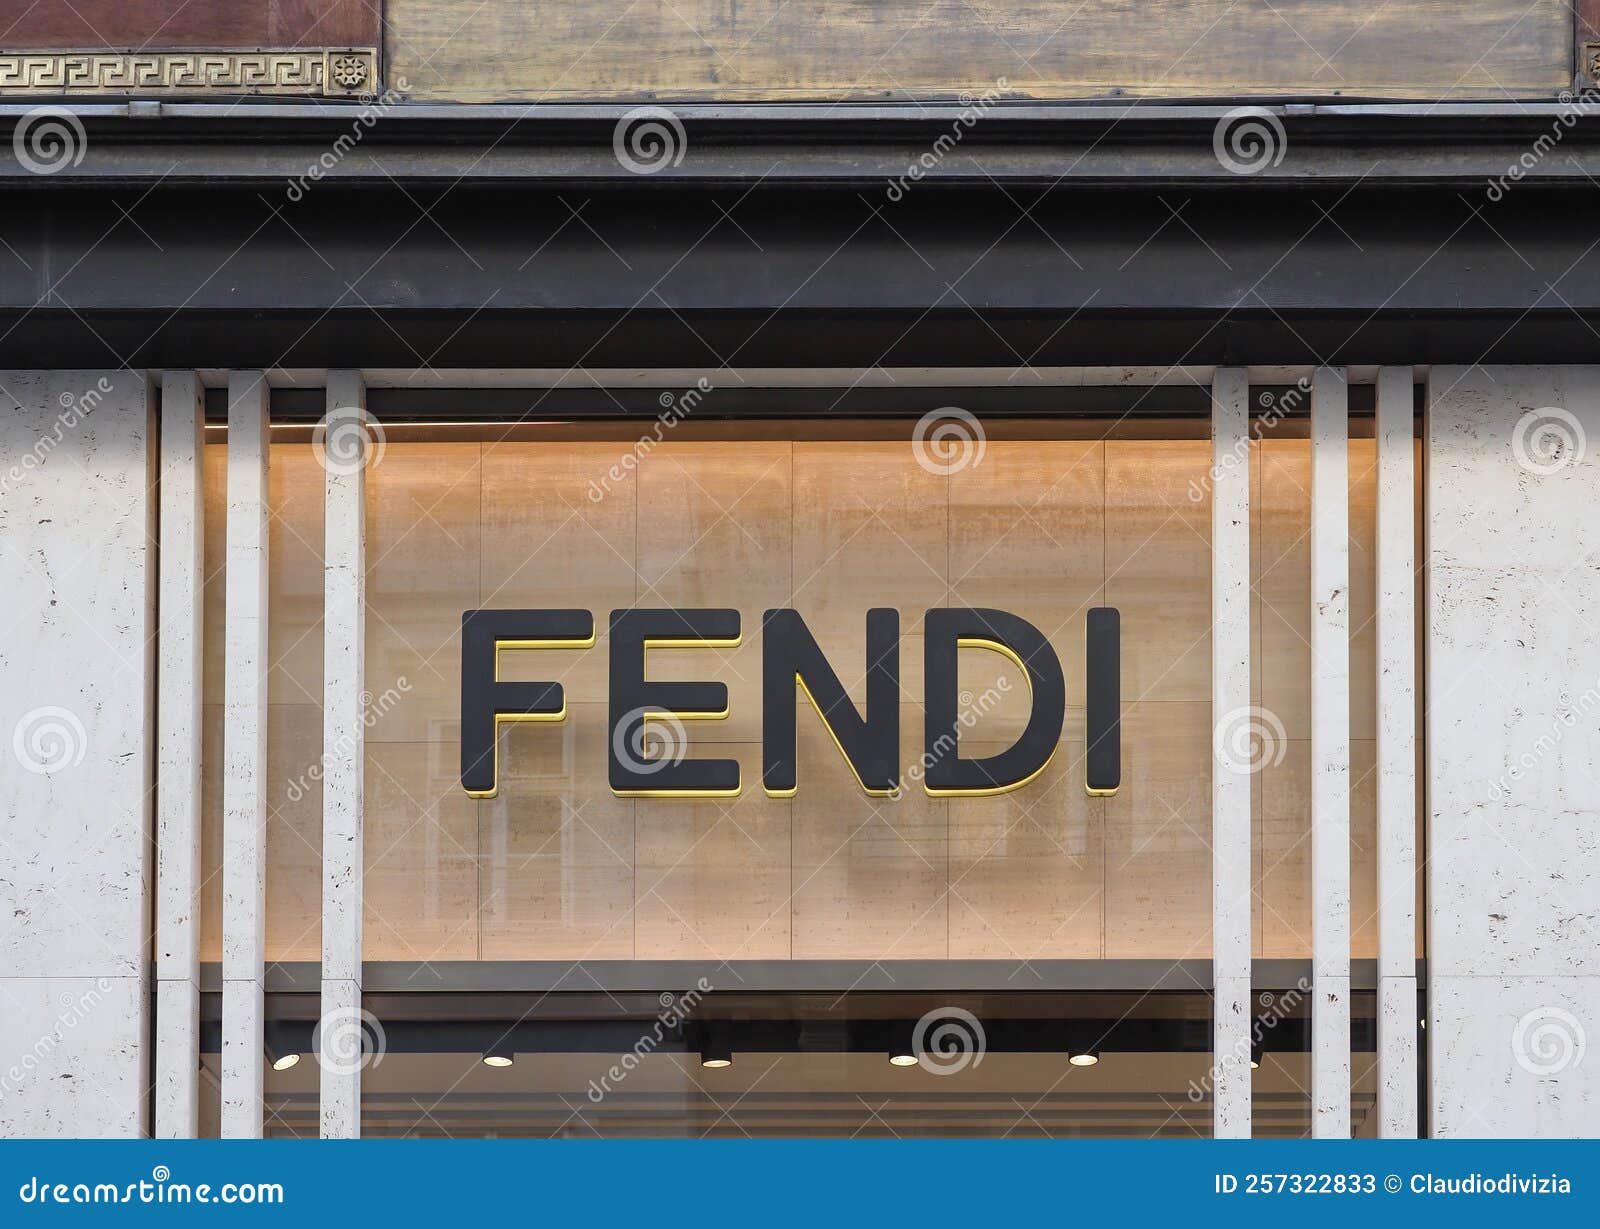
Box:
[155,372,205,1139]
[1310,367,1352,1138]
[320,371,367,1138]
[221,372,269,1139]
[1210,367,1252,1138]
[1375,366,1419,1138]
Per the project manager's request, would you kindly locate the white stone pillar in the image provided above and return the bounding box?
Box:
[155,373,205,1138]
[320,372,366,1138]
[221,373,269,1138]
[0,372,154,1137]
[1427,366,1600,1136]
[1374,367,1418,1138]
[1310,366,1351,1137]
[1210,367,1252,1138]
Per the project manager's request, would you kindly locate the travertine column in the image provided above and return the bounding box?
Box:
[1310,367,1351,1138]
[155,373,205,1138]
[1374,367,1418,1138]
[0,372,154,1137]
[1210,367,1252,1138]
[320,372,366,1138]
[221,373,269,1138]
[1428,366,1600,1136]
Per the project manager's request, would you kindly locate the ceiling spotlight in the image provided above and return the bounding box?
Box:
[1067,1028,1101,1067]
[888,1020,918,1067]
[264,1024,300,1072]
[700,1029,733,1069]
[1250,1040,1262,1070]
[482,1044,515,1068]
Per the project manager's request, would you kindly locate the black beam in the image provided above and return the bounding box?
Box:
[197,1016,1376,1055]
[2,183,1594,366]
[4,102,1600,187]
[197,383,1390,422]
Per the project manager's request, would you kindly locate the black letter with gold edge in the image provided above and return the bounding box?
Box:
[762,608,900,797]
[460,608,595,799]
[1084,606,1121,796]
[609,608,742,796]
[923,608,1065,796]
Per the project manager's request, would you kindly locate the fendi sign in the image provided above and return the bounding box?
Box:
[460,607,1120,800]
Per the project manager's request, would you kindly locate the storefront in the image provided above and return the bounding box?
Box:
[1,1,1597,1142]
[160,397,1416,1138]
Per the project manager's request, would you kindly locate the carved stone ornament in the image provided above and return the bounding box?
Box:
[0,48,378,97]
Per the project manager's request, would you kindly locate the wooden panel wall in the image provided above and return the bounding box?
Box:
[386,0,1571,102]
[0,0,377,48]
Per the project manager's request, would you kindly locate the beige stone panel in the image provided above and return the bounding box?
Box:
[1260,739,1381,960]
[1104,701,1211,958]
[364,739,479,962]
[1259,439,1379,742]
[633,441,792,741]
[950,440,1103,704]
[1104,441,1211,703]
[365,442,481,743]
[949,738,1103,959]
[480,440,636,707]
[634,743,790,958]
[1259,739,1315,959]
[790,705,947,959]
[1258,440,1311,738]
[267,444,324,708]
[950,639,1088,747]
[792,442,948,644]
[480,703,635,959]
[635,441,792,603]
[265,704,322,962]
